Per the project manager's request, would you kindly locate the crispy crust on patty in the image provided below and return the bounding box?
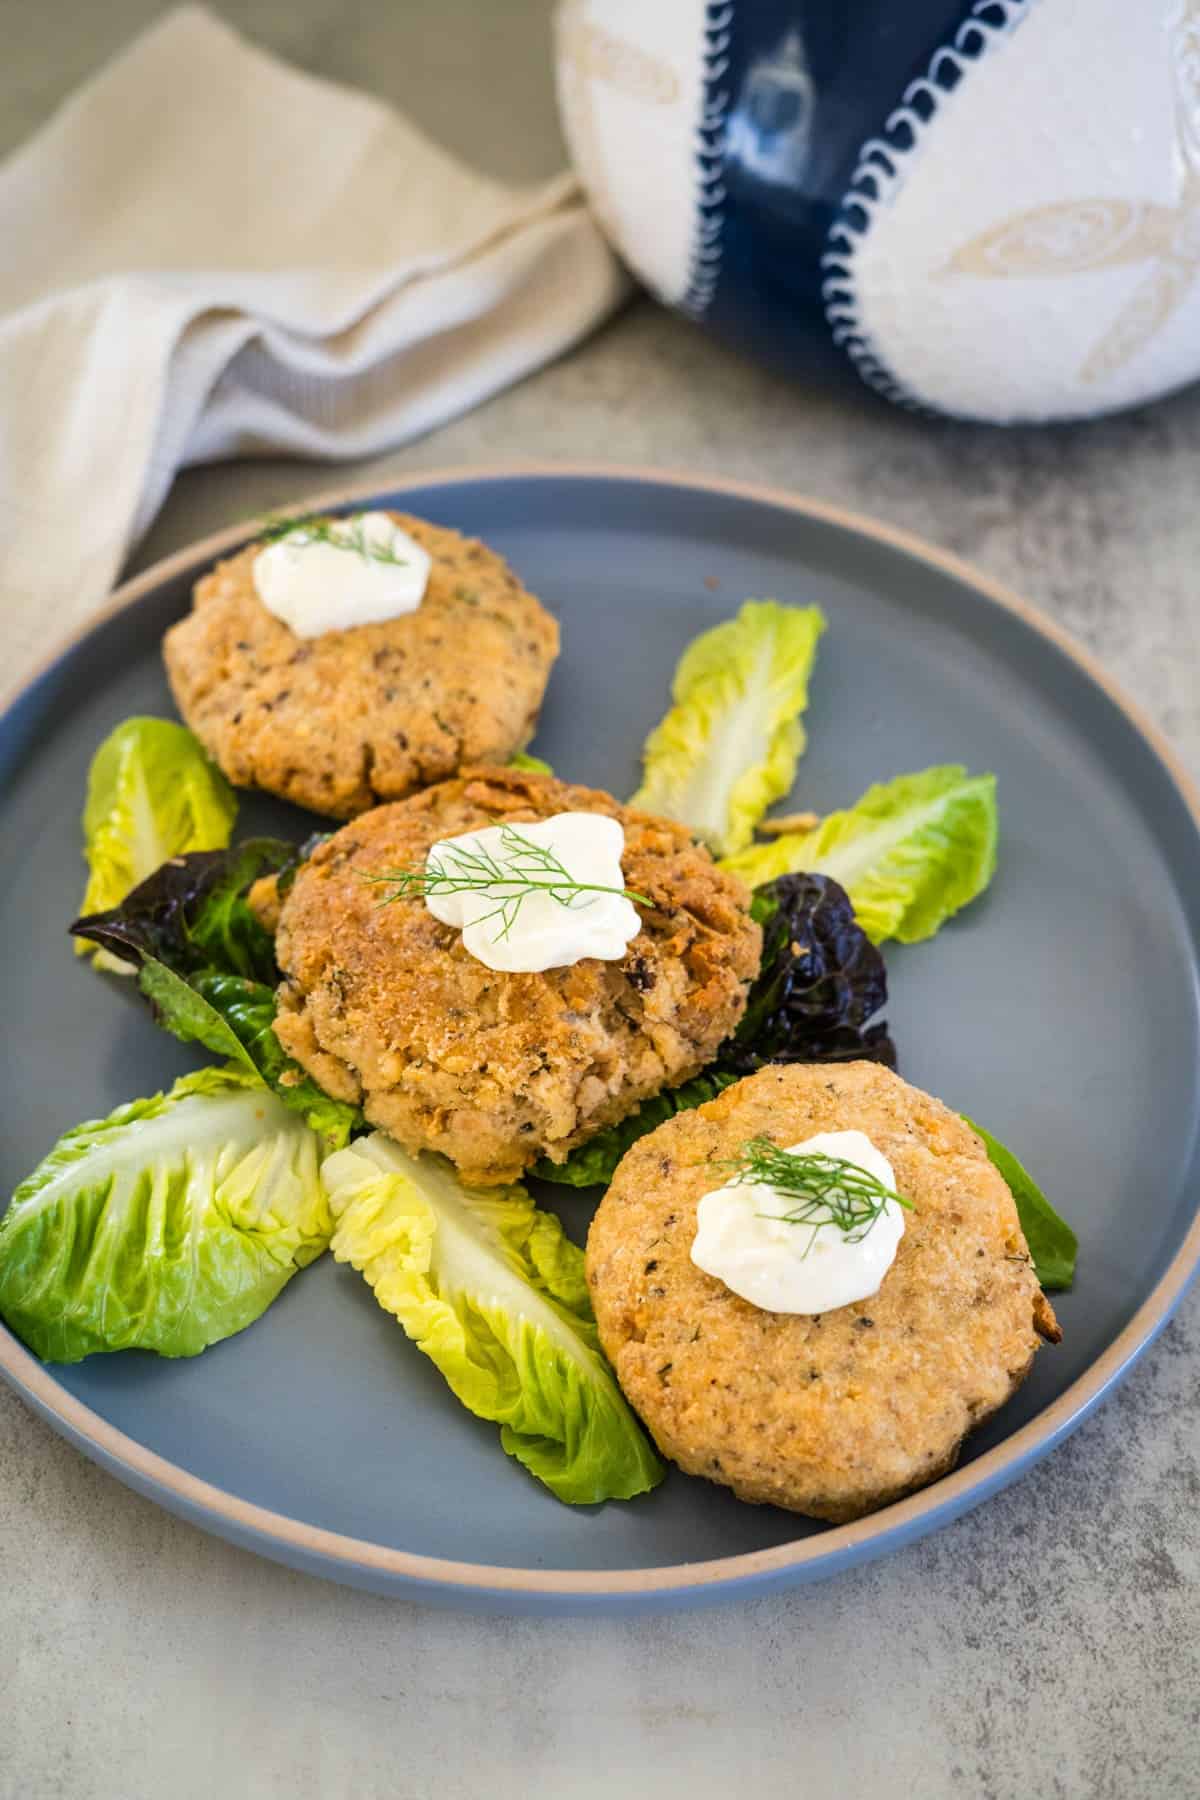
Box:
[163,513,559,818]
[586,1062,1059,1522]
[261,767,762,1183]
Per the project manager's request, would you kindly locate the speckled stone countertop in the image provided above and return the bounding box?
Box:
[3,6,1199,1798]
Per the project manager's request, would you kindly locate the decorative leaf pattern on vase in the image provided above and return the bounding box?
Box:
[943,0,1200,384]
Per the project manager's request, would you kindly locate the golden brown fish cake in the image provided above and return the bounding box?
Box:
[261,767,762,1184]
[163,513,559,818]
[586,1061,1060,1522]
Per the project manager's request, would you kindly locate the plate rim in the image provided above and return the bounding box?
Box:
[4,459,1200,1601]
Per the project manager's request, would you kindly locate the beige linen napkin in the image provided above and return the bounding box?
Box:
[0,5,627,670]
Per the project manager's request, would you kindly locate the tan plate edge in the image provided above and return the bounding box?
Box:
[4,460,1200,1598]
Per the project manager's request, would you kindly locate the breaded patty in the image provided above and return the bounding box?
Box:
[163,513,559,817]
[586,1062,1060,1522]
[261,767,762,1184]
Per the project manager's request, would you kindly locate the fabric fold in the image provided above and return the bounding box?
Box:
[0,4,627,659]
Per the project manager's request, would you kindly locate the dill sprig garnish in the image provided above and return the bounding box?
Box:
[366,823,651,944]
[258,510,409,568]
[725,1135,912,1254]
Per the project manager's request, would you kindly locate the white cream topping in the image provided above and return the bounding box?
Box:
[690,1129,905,1315]
[424,812,642,974]
[252,511,431,637]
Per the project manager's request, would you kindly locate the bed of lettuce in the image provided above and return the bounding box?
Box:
[0,598,1077,1510]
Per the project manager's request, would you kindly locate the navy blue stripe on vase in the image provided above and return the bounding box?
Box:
[691,0,1026,392]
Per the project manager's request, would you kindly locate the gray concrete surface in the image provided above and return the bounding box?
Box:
[3,4,1200,1797]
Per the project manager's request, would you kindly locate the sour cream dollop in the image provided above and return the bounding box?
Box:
[690,1129,905,1314]
[424,812,642,974]
[253,512,431,637]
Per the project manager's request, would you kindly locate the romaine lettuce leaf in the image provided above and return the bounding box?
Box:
[324,1135,664,1504]
[0,1066,331,1363]
[631,600,825,856]
[964,1116,1077,1291]
[721,765,998,944]
[508,751,554,775]
[77,718,237,967]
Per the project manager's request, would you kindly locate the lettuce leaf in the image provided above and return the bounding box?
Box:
[324,1135,664,1504]
[190,972,361,1149]
[73,838,295,982]
[964,1116,1077,1291]
[0,1066,332,1363]
[72,843,360,1150]
[77,718,237,968]
[721,765,998,944]
[724,872,895,1071]
[631,600,826,856]
[532,1071,740,1189]
[508,751,554,775]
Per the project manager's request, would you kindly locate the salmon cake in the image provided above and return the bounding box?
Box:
[258,766,762,1184]
[163,512,559,818]
[586,1061,1060,1522]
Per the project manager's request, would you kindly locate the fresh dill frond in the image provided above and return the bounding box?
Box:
[257,510,409,568]
[366,823,651,944]
[725,1135,911,1253]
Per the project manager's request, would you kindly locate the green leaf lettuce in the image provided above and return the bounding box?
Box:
[532,1071,739,1188]
[72,842,360,1151]
[324,1134,664,1504]
[722,765,998,944]
[0,1066,332,1363]
[190,971,362,1149]
[631,599,825,856]
[965,1116,1077,1291]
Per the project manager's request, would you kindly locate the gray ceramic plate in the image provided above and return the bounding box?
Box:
[3,467,1199,1613]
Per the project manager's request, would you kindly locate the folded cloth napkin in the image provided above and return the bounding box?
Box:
[0,4,627,669]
